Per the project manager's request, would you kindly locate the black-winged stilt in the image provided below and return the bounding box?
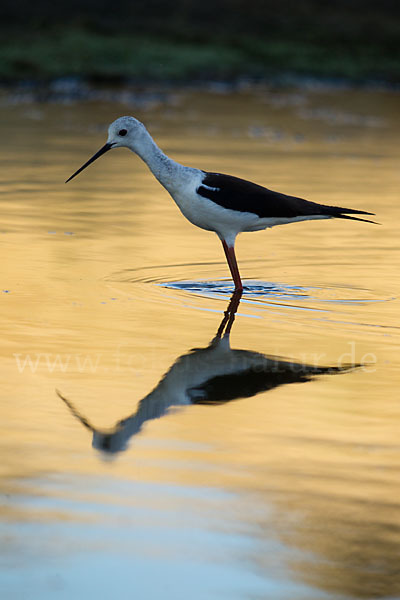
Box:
[66,116,376,291]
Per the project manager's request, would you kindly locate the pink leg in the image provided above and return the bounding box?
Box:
[221,240,243,292]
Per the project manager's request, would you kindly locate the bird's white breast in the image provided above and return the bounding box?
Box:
[167,169,260,244]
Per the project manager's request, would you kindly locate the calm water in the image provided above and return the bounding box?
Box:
[1,86,400,599]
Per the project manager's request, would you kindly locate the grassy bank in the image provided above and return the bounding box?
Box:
[0,28,399,85]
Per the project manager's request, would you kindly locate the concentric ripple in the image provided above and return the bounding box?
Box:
[160,279,385,305]
[106,263,394,317]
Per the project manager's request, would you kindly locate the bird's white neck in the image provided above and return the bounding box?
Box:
[129,128,191,194]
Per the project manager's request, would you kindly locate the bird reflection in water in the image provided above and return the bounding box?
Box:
[57,292,356,454]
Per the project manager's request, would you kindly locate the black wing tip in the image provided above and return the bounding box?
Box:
[346,209,375,216]
[327,205,378,225]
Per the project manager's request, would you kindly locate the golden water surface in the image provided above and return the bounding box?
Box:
[1,86,399,599]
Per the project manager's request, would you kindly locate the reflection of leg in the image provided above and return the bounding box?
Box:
[227,289,243,314]
[216,290,243,338]
[225,290,242,335]
[222,240,243,292]
[216,310,230,339]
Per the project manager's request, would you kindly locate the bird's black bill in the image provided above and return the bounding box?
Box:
[65,142,114,183]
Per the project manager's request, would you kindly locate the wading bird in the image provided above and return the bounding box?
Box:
[66,117,376,291]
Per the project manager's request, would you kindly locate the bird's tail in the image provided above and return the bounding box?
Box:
[324,205,379,225]
[335,213,379,225]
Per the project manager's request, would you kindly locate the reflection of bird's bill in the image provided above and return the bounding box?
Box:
[56,389,97,433]
[55,291,243,450]
[65,142,115,183]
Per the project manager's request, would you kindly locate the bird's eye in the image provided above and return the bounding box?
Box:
[118,129,127,136]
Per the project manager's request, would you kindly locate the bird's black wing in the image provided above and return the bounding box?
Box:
[197,172,376,222]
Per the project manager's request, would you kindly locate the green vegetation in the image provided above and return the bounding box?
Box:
[0,31,243,81]
[0,1,399,84]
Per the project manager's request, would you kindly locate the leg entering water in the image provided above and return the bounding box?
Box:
[221,240,243,292]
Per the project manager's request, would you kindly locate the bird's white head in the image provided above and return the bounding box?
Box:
[66,115,146,183]
[106,116,146,149]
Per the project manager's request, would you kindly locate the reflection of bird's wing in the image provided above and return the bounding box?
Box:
[187,351,356,404]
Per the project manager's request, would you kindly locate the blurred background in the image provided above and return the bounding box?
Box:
[0,0,400,85]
